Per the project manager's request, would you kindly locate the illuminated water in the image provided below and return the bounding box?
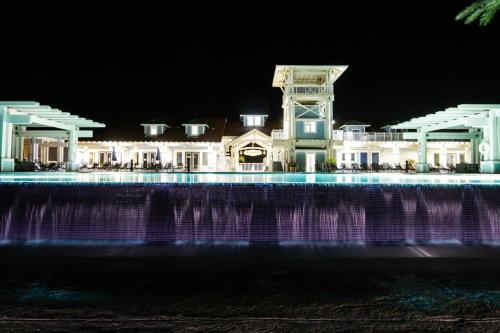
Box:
[1,172,499,244]
[1,171,500,185]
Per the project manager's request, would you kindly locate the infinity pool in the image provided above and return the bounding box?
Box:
[1,172,500,185]
[2,172,500,244]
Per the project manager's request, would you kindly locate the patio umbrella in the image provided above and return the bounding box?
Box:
[156,147,161,162]
[112,147,117,162]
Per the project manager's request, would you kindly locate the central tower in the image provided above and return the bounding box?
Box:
[272,65,348,172]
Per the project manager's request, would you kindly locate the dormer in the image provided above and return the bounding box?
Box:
[182,119,209,137]
[240,114,268,127]
[141,120,168,136]
[339,120,371,133]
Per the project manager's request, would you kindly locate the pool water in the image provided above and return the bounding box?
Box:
[1,172,500,185]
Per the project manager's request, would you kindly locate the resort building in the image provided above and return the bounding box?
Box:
[1,66,499,173]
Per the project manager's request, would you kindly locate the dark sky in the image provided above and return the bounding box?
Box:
[0,2,499,130]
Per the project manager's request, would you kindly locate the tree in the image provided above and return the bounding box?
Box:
[456,0,500,25]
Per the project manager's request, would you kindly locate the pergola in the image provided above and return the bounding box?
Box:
[0,101,105,171]
[392,104,500,173]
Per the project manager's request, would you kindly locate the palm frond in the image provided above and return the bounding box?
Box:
[456,0,500,26]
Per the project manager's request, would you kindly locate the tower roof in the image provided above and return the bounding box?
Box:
[272,65,348,87]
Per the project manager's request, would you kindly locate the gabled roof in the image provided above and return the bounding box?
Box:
[380,120,401,129]
[83,118,226,143]
[182,118,209,126]
[339,120,371,129]
[141,119,169,126]
[223,119,280,137]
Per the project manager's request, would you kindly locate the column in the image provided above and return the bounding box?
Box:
[66,126,80,171]
[57,139,64,163]
[469,128,480,165]
[480,109,500,173]
[32,138,39,162]
[416,130,429,173]
[0,107,15,171]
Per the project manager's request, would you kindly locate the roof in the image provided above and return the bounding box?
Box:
[84,118,226,142]
[0,101,105,130]
[272,65,348,87]
[380,120,401,129]
[182,118,210,126]
[392,104,500,132]
[141,119,169,126]
[222,119,280,137]
[240,113,269,117]
[338,120,371,129]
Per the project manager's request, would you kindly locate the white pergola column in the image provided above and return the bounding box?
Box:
[57,138,64,163]
[416,131,429,173]
[0,107,15,171]
[469,128,480,165]
[66,126,80,171]
[480,109,500,173]
[31,138,39,162]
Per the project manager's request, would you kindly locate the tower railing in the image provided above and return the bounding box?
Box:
[287,85,333,95]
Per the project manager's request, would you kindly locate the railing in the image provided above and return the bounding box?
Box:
[271,129,286,140]
[238,163,265,172]
[288,85,333,95]
[332,131,407,142]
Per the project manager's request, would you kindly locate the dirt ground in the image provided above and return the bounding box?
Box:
[0,255,499,332]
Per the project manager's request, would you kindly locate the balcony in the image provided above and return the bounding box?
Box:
[332,131,407,142]
[287,85,333,95]
[238,163,265,172]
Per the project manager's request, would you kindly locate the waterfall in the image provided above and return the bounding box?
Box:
[0,184,499,245]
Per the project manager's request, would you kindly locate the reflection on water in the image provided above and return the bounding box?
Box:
[1,172,500,185]
[1,184,499,244]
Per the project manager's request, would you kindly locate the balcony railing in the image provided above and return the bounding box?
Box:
[288,85,333,95]
[271,129,286,140]
[238,163,265,172]
[332,131,407,142]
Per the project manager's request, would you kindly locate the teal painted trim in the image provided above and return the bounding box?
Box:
[295,120,326,139]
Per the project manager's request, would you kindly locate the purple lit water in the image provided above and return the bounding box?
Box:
[1,184,499,244]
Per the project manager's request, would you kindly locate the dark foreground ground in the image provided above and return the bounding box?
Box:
[1,246,500,332]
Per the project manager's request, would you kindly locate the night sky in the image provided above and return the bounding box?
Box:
[0,2,499,131]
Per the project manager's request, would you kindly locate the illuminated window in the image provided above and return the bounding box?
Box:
[150,126,157,135]
[304,121,317,133]
[247,116,254,126]
[191,126,199,135]
[253,116,262,126]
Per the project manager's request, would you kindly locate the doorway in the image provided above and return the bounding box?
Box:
[306,153,316,173]
[360,152,368,166]
[185,152,200,171]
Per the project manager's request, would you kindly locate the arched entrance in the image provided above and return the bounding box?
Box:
[238,142,267,171]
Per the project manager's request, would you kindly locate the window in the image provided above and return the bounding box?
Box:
[253,116,262,126]
[342,153,345,161]
[244,115,263,127]
[351,129,361,133]
[351,153,355,161]
[191,126,199,136]
[304,121,317,133]
[150,126,157,135]
[202,152,208,166]
[459,153,465,163]
[176,152,183,164]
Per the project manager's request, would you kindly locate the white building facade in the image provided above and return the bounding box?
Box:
[2,66,497,173]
